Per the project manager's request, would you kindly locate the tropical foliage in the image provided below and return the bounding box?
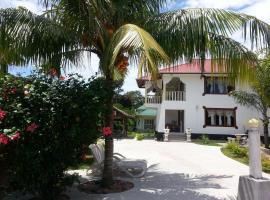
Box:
[230,55,270,149]
[222,142,270,173]
[1,0,270,186]
[0,72,108,199]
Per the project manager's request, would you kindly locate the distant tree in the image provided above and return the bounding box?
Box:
[125,91,144,109]
[231,56,270,149]
[115,90,144,110]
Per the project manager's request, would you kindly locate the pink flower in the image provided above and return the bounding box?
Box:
[10,87,17,94]
[26,123,39,133]
[50,68,57,78]
[60,76,65,80]
[11,131,20,141]
[0,109,7,121]
[0,134,9,145]
[24,90,30,96]
[102,127,112,137]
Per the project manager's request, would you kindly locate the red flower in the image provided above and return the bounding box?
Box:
[0,134,9,145]
[11,131,20,141]
[50,68,57,78]
[102,127,112,137]
[26,123,39,133]
[60,76,65,80]
[0,109,7,121]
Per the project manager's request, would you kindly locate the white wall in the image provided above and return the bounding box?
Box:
[144,74,262,135]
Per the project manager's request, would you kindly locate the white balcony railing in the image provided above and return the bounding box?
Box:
[146,95,162,104]
[166,91,185,101]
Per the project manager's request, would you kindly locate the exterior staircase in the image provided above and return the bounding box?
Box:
[168,132,186,141]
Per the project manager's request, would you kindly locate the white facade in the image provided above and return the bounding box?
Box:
[139,73,263,136]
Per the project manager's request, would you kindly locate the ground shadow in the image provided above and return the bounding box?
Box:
[69,166,237,200]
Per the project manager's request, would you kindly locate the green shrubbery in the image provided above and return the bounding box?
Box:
[127,131,155,139]
[200,135,210,144]
[194,135,221,146]
[225,142,248,158]
[0,73,108,199]
[135,133,144,140]
[222,142,270,173]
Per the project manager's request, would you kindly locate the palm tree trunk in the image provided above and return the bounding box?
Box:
[102,78,114,187]
[263,120,269,149]
[0,64,8,74]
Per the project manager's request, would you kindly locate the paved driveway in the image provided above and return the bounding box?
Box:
[69,139,270,200]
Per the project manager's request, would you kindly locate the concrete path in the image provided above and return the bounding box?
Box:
[68,139,270,200]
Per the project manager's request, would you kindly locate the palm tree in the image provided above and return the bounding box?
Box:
[0,9,24,75]
[231,56,270,149]
[1,0,270,186]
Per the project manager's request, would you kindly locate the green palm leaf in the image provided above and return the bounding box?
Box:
[103,24,169,80]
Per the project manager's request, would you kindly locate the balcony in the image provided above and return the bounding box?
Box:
[165,91,186,101]
[146,95,162,104]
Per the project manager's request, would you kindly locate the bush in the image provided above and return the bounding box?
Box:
[225,142,248,158]
[0,73,108,199]
[135,133,144,141]
[262,155,270,173]
[127,131,136,138]
[200,135,210,144]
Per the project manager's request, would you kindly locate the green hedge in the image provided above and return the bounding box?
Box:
[0,73,108,199]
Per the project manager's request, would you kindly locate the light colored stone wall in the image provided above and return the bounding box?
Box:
[143,73,264,135]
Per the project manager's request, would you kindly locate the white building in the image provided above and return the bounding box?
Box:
[136,59,261,138]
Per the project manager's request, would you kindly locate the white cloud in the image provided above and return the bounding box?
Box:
[0,0,43,13]
[240,0,270,23]
[184,0,260,9]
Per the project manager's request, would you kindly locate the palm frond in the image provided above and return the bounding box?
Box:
[0,7,83,71]
[143,8,270,80]
[103,23,169,80]
[207,33,257,81]
[230,90,263,112]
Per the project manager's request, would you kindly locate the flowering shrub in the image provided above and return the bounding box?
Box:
[102,127,112,137]
[0,73,108,199]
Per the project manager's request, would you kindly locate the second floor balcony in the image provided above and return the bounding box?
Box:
[146,95,162,104]
[145,91,186,104]
[165,91,186,101]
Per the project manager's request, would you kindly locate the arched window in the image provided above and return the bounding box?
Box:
[166,77,185,92]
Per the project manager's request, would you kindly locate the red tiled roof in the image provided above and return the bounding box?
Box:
[136,59,228,88]
[159,59,225,74]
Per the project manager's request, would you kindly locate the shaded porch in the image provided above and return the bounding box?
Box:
[165,110,184,133]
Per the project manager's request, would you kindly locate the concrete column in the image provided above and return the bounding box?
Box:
[163,78,169,101]
[248,119,262,179]
[238,119,270,200]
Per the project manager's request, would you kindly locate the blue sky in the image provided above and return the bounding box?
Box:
[1,0,270,93]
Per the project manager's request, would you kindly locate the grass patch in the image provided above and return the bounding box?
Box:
[221,142,270,174]
[193,135,222,146]
[194,140,222,146]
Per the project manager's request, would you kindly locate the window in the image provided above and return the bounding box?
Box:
[203,107,238,128]
[144,119,154,130]
[204,77,234,95]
